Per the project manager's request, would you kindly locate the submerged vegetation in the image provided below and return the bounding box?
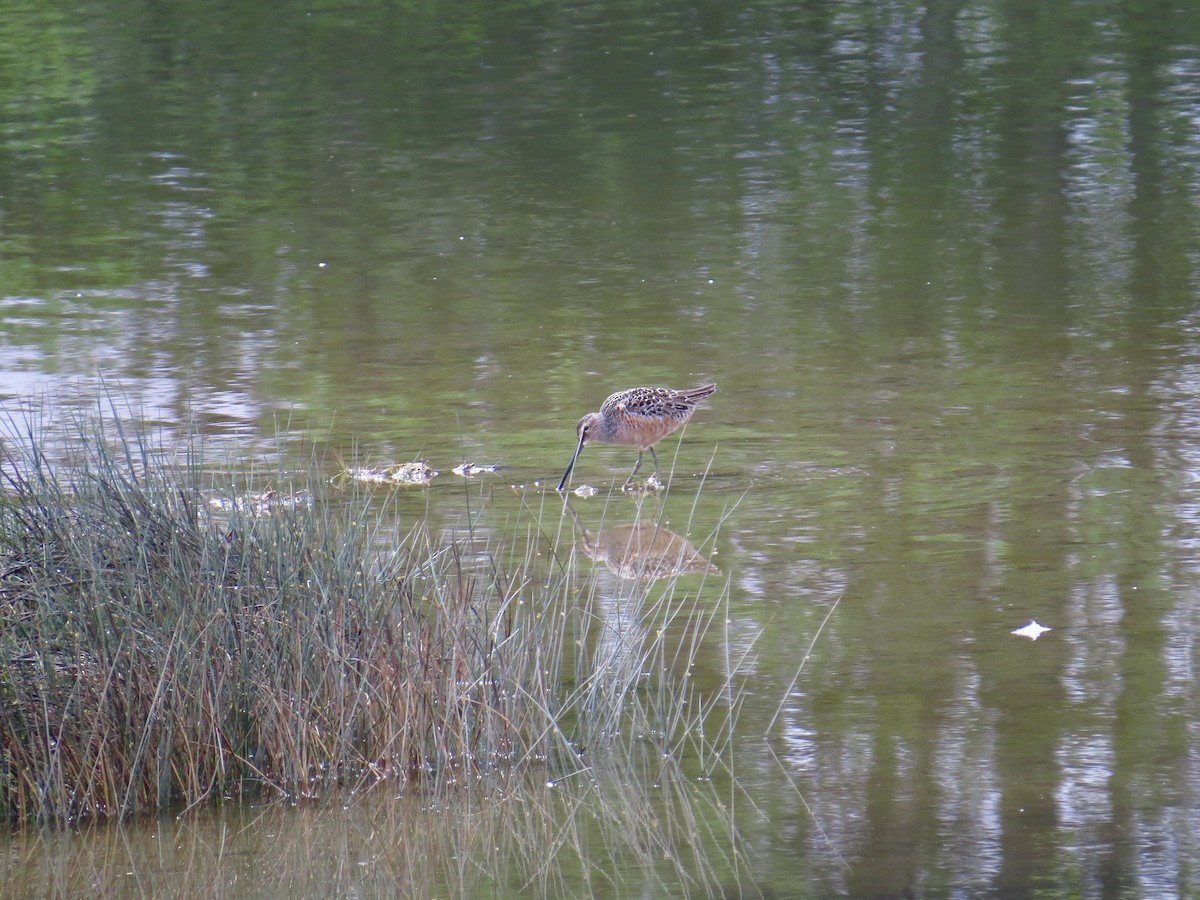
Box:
[0,406,739,890]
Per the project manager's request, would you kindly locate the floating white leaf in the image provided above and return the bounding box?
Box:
[1011,620,1051,641]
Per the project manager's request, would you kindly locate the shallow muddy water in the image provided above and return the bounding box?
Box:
[4,0,1200,895]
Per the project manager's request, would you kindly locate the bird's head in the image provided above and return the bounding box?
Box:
[575,412,602,445]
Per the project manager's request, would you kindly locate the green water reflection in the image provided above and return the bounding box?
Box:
[3,0,1200,895]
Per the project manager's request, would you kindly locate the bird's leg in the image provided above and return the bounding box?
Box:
[648,446,662,481]
[623,450,645,486]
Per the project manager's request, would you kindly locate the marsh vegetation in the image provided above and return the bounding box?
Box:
[0,409,746,892]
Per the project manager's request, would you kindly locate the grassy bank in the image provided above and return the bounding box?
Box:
[0,413,731,826]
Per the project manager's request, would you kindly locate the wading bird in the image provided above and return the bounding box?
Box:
[556,383,716,491]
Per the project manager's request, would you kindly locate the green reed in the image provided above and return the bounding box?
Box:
[0,410,740,834]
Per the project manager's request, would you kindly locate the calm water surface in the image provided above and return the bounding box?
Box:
[3,0,1200,896]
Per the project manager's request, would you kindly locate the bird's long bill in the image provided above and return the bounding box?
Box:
[556,434,586,492]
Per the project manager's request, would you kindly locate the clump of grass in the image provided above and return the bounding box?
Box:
[0,408,741,839]
[0,418,543,821]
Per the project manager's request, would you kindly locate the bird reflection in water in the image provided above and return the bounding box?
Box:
[564,500,719,580]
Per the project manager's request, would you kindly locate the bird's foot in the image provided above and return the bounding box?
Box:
[621,476,665,494]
